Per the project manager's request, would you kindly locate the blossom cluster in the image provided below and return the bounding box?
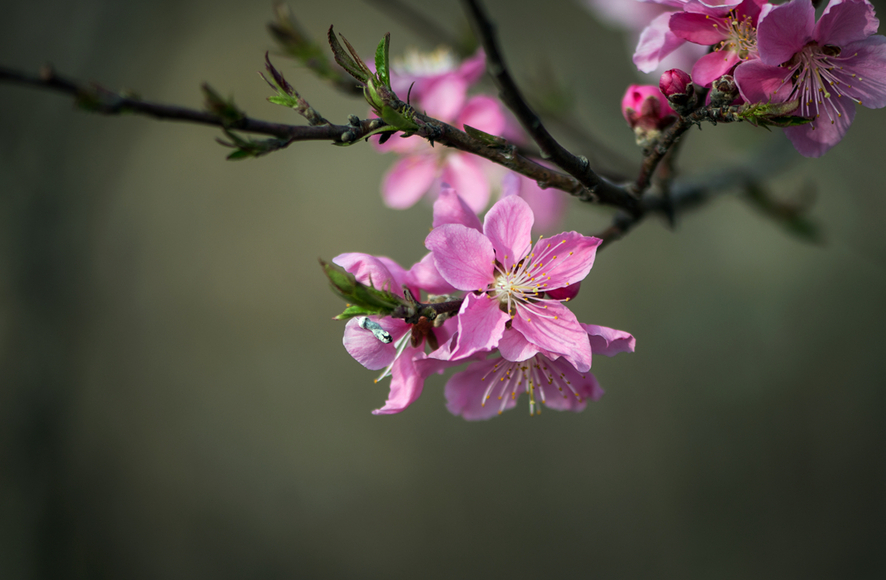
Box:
[334,190,634,420]
[596,0,886,157]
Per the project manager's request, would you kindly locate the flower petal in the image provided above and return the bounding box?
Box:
[734,60,793,103]
[634,12,688,73]
[483,195,534,272]
[381,154,439,209]
[432,187,483,231]
[371,351,425,415]
[406,252,456,295]
[839,35,886,110]
[815,0,880,47]
[582,324,637,357]
[530,231,601,290]
[425,223,495,291]
[498,328,541,362]
[757,0,815,66]
[333,252,408,294]
[458,95,506,135]
[539,361,603,412]
[343,317,410,370]
[444,357,516,420]
[434,292,508,361]
[692,48,741,87]
[440,153,491,214]
[511,301,592,372]
[420,75,469,122]
[783,95,856,157]
[670,12,727,44]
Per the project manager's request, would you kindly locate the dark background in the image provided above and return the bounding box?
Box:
[1,1,884,578]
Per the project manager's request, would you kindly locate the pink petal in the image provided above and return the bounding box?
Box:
[582,324,637,357]
[382,154,439,209]
[634,12,688,73]
[405,252,456,295]
[529,231,601,289]
[546,281,581,301]
[783,96,856,157]
[438,292,508,361]
[815,0,880,47]
[343,317,410,370]
[511,301,592,372]
[734,60,793,103]
[483,195,534,272]
[333,252,408,294]
[840,35,886,109]
[371,351,425,415]
[503,172,567,233]
[444,357,515,420]
[670,12,727,44]
[498,328,541,362]
[458,95,506,135]
[757,0,814,66]
[440,153,491,214]
[456,48,487,85]
[692,48,741,87]
[538,362,603,412]
[432,187,483,230]
[420,76,468,122]
[425,224,495,291]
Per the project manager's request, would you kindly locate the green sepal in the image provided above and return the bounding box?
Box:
[375,33,391,88]
[320,259,404,319]
[267,94,300,108]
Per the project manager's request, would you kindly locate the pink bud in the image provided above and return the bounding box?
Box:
[621,85,676,146]
[659,69,692,99]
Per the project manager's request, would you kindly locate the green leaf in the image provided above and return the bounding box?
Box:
[320,259,404,319]
[226,149,253,160]
[327,26,370,83]
[268,94,300,108]
[375,33,391,88]
[380,104,419,132]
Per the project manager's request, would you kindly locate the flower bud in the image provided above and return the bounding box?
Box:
[659,69,696,114]
[709,74,739,108]
[621,85,677,147]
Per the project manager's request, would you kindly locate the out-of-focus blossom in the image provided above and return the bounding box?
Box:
[390,47,486,121]
[734,0,886,157]
[500,169,567,233]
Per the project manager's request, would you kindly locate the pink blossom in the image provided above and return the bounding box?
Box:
[500,169,567,233]
[390,47,486,121]
[444,324,635,420]
[633,0,743,73]
[375,94,506,213]
[669,0,764,86]
[334,253,455,415]
[425,195,602,372]
[734,0,886,157]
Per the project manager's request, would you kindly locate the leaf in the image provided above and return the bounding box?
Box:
[338,32,374,80]
[379,104,419,132]
[327,25,370,82]
[463,124,508,147]
[375,33,391,88]
[320,259,404,318]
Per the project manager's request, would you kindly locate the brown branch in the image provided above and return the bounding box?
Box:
[460,0,640,215]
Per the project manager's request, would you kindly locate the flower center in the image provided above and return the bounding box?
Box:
[716,12,758,61]
[782,42,868,129]
[488,237,572,321]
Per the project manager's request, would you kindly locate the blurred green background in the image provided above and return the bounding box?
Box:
[2,0,884,578]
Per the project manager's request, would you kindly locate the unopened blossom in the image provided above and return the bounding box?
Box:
[734,0,886,157]
[335,253,456,415]
[622,84,678,145]
[444,324,635,420]
[425,195,601,371]
[669,0,763,86]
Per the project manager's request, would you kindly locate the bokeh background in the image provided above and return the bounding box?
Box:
[2,0,885,578]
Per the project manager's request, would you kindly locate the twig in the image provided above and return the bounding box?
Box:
[460,0,640,215]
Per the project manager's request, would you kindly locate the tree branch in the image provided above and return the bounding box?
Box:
[460,0,640,215]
